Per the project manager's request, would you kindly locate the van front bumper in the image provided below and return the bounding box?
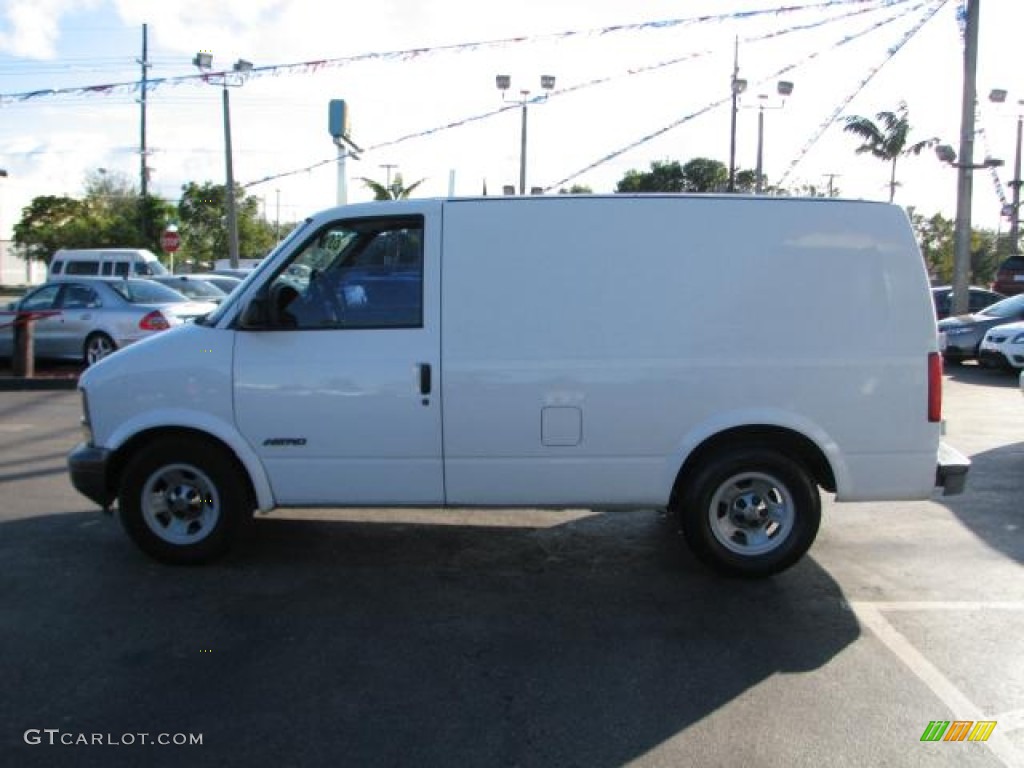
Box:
[936,442,970,496]
[68,443,115,510]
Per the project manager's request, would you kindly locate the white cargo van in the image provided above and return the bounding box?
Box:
[49,248,168,279]
[67,195,969,576]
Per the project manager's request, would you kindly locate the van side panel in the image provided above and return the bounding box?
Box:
[440,196,939,507]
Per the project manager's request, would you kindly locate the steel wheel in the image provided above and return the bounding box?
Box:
[707,471,795,557]
[676,447,821,576]
[140,463,221,546]
[84,333,115,365]
[119,436,250,564]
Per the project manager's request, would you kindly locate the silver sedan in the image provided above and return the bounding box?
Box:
[0,278,217,365]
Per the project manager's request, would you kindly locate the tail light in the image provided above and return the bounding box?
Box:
[928,352,942,423]
[139,310,170,331]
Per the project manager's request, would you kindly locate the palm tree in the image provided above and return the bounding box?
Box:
[358,173,426,201]
[843,102,937,202]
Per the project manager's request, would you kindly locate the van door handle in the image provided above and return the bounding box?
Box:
[418,363,432,395]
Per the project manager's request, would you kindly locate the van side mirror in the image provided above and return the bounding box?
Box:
[238,295,269,329]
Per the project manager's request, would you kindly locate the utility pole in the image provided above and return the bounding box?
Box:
[952,0,979,317]
[728,37,742,193]
[823,173,841,197]
[138,23,149,240]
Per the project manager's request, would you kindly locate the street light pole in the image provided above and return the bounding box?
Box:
[222,83,240,269]
[496,74,556,195]
[519,95,529,196]
[728,38,744,193]
[751,82,794,195]
[194,53,253,270]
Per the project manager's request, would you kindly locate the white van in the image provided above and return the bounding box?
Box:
[67,195,969,576]
[49,248,169,279]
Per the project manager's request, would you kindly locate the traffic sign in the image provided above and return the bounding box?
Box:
[160,229,181,253]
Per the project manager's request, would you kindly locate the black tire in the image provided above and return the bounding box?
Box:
[675,448,820,577]
[118,436,250,564]
[83,332,116,366]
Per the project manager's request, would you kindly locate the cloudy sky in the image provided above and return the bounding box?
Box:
[0,0,1020,241]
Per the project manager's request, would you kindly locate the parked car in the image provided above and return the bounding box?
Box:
[0,278,217,365]
[48,248,168,279]
[978,321,1024,369]
[149,275,229,304]
[210,268,254,280]
[937,292,1024,364]
[931,285,1004,320]
[991,255,1024,296]
[186,273,244,295]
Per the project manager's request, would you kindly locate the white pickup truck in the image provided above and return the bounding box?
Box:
[68,195,969,576]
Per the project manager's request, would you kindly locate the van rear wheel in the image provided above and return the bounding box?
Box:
[676,449,820,577]
[118,437,249,564]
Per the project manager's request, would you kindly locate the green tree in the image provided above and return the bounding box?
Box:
[358,173,425,200]
[909,209,998,285]
[81,170,174,253]
[558,184,593,194]
[13,196,96,262]
[177,182,276,268]
[843,102,937,203]
[616,158,753,194]
[13,170,175,263]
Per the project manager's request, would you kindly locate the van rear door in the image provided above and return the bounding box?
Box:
[232,207,444,506]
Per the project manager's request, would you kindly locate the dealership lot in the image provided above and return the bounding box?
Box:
[0,367,1021,768]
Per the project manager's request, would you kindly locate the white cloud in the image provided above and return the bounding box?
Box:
[0,0,99,58]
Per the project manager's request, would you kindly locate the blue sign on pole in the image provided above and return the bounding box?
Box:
[328,99,349,139]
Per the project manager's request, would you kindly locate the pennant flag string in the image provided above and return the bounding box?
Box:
[547,0,930,191]
[777,0,948,186]
[0,0,909,105]
[245,0,909,190]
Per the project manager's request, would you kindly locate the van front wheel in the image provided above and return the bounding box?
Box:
[676,449,820,577]
[118,437,248,564]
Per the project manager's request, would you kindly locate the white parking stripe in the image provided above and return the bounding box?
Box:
[850,602,1023,768]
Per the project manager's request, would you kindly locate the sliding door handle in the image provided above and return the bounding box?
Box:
[418,363,432,395]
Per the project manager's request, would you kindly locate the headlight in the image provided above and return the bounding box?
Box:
[79,389,94,444]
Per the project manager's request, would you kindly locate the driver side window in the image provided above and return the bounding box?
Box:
[268,217,424,331]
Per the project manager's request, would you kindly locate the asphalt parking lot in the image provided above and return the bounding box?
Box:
[0,365,1021,768]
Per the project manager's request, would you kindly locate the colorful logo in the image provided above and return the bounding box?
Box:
[920,720,997,742]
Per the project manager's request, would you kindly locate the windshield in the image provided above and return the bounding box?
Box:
[978,292,1024,319]
[166,279,226,299]
[205,218,313,326]
[138,260,170,276]
[109,279,189,304]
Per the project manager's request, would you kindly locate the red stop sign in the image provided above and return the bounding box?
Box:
[161,230,181,253]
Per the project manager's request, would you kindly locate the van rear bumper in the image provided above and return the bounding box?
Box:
[936,442,970,496]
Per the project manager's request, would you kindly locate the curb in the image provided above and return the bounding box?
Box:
[0,377,79,392]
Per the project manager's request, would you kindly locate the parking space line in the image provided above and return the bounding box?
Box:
[849,602,1023,768]
[858,601,1024,612]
